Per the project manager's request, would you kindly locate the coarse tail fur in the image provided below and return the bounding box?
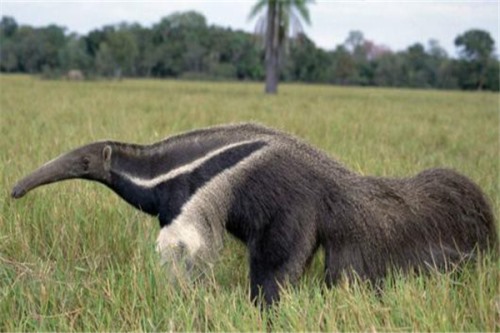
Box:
[11,123,498,305]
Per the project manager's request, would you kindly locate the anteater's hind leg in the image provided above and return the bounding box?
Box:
[324,242,373,287]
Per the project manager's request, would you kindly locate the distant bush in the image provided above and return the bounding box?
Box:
[1,14,498,91]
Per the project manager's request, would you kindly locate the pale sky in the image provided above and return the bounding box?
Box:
[1,1,498,57]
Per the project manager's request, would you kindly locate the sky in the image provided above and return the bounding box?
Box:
[1,1,498,57]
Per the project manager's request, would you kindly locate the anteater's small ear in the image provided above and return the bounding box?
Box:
[102,145,112,161]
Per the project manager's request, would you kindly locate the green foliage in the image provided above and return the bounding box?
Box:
[0,16,18,37]
[285,34,331,82]
[0,14,498,91]
[248,0,313,42]
[59,34,93,72]
[248,0,314,93]
[1,75,498,331]
[454,29,497,90]
[455,29,495,61]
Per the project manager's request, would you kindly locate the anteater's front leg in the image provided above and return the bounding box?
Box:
[156,226,198,280]
[155,216,220,281]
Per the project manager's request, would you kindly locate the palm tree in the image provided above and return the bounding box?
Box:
[249,0,313,94]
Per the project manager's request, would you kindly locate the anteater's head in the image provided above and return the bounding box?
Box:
[11,142,113,199]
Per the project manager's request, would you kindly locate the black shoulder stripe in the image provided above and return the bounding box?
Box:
[157,140,267,226]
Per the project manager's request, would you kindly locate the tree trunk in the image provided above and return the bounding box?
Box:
[265,2,279,94]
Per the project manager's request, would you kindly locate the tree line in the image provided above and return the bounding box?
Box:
[1,12,498,91]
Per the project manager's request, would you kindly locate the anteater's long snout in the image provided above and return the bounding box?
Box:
[11,154,76,199]
[11,183,28,199]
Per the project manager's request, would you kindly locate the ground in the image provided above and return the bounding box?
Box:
[0,75,498,331]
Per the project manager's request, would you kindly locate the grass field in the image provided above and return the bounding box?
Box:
[1,74,498,331]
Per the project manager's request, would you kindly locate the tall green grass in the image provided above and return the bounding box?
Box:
[1,75,498,331]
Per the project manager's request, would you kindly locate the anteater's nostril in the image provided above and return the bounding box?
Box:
[11,185,26,199]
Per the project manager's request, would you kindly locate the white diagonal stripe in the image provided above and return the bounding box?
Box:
[118,139,260,188]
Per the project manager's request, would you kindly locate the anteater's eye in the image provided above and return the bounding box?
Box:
[82,157,90,170]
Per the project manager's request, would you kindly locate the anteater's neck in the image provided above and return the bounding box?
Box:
[102,137,269,223]
[106,144,159,216]
[102,137,233,217]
